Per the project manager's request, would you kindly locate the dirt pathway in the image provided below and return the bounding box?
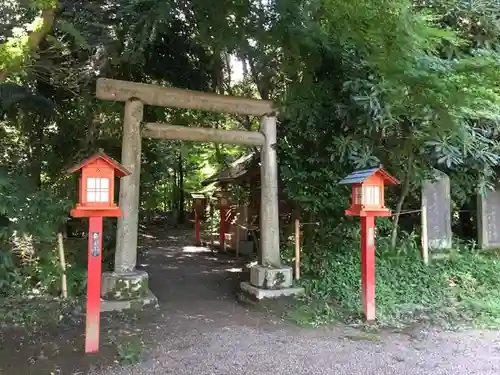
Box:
[97,228,500,375]
[2,228,500,374]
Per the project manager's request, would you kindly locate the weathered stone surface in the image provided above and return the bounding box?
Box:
[259,116,281,267]
[422,173,452,249]
[115,99,143,272]
[477,188,500,249]
[143,123,265,146]
[100,289,158,312]
[101,270,149,301]
[250,265,293,289]
[240,281,304,301]
[96,78,276,117]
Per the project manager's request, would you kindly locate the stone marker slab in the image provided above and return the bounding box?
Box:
[477,188,500,249]
[421,174,452,249]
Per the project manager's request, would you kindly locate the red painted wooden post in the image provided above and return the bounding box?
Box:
[67,152,130,353]
[194,210,201,245]
[339,167,399,322]
[85,216,103,353]
[219,207,226,248]
[361,215,376,321]
[191,193,206,246]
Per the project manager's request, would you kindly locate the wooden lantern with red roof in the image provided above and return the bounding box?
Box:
[339,167,399,217]
[213,189,231,209]
[191,192,207,214]
[67,151,130,218]
[339,166,399,322]
[66,151,130,355]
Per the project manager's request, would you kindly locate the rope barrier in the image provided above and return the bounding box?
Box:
[393,208,476,216]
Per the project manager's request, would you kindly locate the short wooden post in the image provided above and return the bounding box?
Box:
[57,232,68,299]
[295,218,300,280]
[421,204,429,265]
[194,210,201,246]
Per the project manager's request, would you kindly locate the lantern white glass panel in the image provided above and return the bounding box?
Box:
[99,191,108,202]
[363,186,370,205]
[86,177,110,203]
[362,186,380,206]
[374,186,380,205]
[87,191,96,202]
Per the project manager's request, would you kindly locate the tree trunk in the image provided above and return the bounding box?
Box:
[29,119,44,187]
[390,153,414,249]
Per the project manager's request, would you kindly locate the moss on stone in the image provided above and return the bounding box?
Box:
[104,276,148,301]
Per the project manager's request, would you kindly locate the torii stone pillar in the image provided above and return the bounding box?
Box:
[101,98,156,307]
[241,115,303,299]
[115,98,143,272]
[259,116,281,266]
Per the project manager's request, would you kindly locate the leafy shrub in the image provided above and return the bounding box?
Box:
[285,227,500,328]
[0,169,89,298]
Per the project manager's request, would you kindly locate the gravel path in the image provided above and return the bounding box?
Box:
[97,229,500,375]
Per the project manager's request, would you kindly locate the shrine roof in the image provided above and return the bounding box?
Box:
[202,152,259,186]
[190,192,206,199]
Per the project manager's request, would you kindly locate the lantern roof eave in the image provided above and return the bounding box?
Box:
[67,150,130,178]
[339,166,399,185]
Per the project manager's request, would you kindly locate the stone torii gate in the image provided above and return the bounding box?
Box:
[96,78,303,307]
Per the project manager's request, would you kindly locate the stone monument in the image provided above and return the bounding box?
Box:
[477,187,500,249]
[421,173,452,250]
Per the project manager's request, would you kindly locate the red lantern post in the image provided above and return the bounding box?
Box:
[191,193,206,246]
[214,188,231,249]
[339,167,399,321]
[67,152,130,353]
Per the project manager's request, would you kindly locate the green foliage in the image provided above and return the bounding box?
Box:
[0,170,70,241]
[0,0,58,78]
[116,339,144,365]
[286,233,500,328]
[2,0,500,329]
[0,0,247,304]
[0,166,80,298]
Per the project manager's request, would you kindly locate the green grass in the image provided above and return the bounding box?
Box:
[287,241,500,329]
[115,338,144,365]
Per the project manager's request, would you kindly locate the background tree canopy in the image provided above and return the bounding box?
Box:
[2,0,500,324]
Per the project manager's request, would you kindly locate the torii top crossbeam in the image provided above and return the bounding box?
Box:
[96,78,276,117]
